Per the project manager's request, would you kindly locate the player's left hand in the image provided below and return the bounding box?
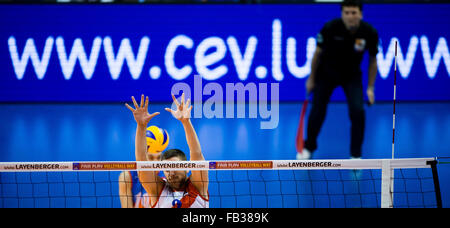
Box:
[165,93,193,123]
[367,86,375,105]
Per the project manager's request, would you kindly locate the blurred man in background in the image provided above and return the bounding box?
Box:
[298,0,378,160]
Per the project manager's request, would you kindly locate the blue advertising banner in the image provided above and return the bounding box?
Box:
[0,4,449,102]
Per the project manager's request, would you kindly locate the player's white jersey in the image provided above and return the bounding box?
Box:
[151,178,209,208]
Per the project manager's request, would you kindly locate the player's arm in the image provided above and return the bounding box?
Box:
[165,93,208,199]
[118,171,133,208]
[367,55,377,105]
[366,28,379,105]
[306,46,322,93]
[125,95,163,204]
[307,25,328,94]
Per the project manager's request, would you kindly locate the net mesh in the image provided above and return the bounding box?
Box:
[0,158,441,208]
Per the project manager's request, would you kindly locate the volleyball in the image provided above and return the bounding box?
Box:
[146,126,169,154]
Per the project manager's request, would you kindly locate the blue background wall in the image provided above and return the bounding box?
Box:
[0,4,449,102]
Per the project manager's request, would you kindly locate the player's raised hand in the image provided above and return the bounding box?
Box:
[165,93,192,123]
[125,94,160,126]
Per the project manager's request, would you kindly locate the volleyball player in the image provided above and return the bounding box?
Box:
[125,93,208,208]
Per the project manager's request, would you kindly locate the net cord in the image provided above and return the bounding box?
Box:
[0,158,436,172]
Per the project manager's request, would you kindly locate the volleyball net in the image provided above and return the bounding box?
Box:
[0,158,442,208]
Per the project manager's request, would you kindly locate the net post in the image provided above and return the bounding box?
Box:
[381,160,393,208]
[427,159,443,208]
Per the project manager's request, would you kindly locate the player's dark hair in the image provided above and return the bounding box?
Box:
[161,149,187,161]
[341,0,363,11]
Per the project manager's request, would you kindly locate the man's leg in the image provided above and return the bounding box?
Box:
[304,82,335,154]
[342,81,365,158]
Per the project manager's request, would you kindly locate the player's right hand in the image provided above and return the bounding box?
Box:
[125,94,160,127]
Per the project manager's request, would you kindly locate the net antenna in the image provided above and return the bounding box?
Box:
[392,41,398,160]
[383,41,399,208]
